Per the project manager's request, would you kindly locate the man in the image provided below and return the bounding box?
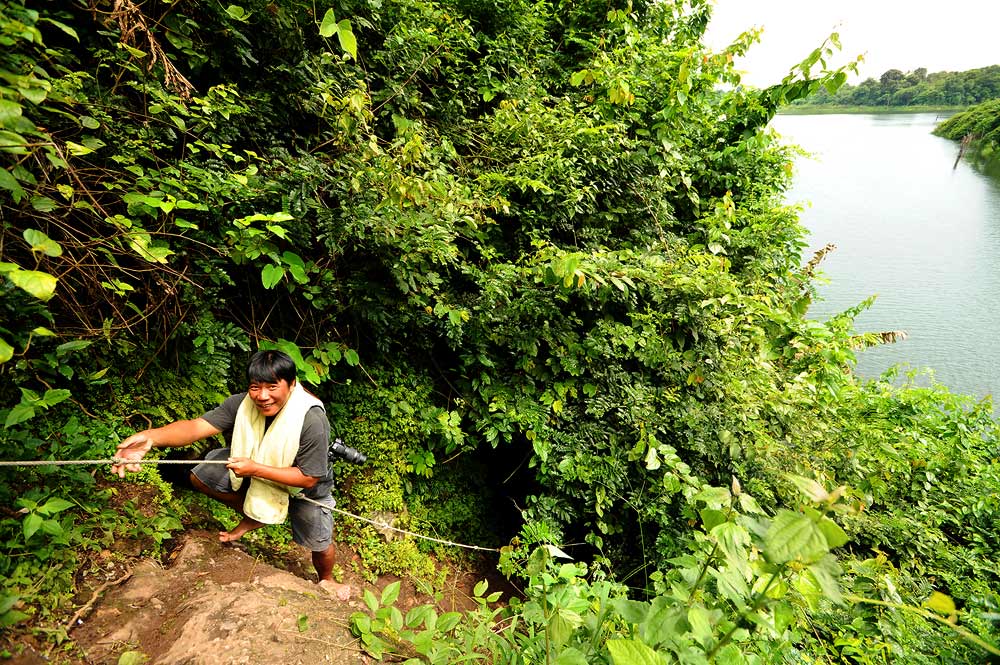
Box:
[113,350,352,601]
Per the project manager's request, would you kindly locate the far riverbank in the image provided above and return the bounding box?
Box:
[780,104,964,115]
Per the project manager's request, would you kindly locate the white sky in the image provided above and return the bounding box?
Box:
[703,0,1000,87]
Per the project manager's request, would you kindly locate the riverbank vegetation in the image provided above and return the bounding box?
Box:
[1,1,998,663]
[934,99,1000,172]
[794,65,1000,108]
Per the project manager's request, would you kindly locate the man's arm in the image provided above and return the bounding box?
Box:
[225,458,319,489]
[112,418,222,478]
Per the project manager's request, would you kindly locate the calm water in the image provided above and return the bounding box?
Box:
[773,113,1000,404]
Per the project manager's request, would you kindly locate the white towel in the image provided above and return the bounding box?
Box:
[229,382,323,524]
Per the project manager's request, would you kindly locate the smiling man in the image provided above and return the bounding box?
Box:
[113,350,352,600]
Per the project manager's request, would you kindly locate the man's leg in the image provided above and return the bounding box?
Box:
[314,544,352,600]
[290,499,352,600]
[189,449,265,543]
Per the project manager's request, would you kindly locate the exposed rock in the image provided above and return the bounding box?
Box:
[72,531,366,665]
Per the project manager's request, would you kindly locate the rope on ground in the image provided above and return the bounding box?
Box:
[0,457,501,553]
[292,493,501,553]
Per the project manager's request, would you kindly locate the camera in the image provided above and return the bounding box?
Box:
[329,437,367,464]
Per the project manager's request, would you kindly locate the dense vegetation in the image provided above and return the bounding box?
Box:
[794,65,1000,108]
[934,99,1000,171]
[1,1,998,662]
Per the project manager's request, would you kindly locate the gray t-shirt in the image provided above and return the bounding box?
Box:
[201,393,333,500]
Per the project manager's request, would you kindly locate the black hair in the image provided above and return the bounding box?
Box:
[247,350,297,385]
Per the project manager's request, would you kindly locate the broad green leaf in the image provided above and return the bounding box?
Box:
[281,251,305,269]
[816,516,848,549]
[0,168,25,200]
[712,522,753,579]
[0,338,13,363]
[42,389,72,407]
[319,9,338,37]
[337,20,358,60]
[23,513,42,540]
[39,497,73,515]
[5,403,35,428]
[31,196,59,212]
[128,234,173,263]
[18,85,48,104]
[226,5,249,21]
[79,115,101,129]
[362,588,378,612]
[344,349,360,366]
[23,228,62,256]
[288,263,308,284]
[65,141,93,156]
[610,598,650,624]
[548,609,581,646]
[0,99,22,123]
[806,557,843,604]
[8,269,57,301]
[553,647,588,665]
[265,223,287,239]
[606,638,663,665]
[764,510,827,564]
[644,444,660,470]
[787,474,829,503]
[31,327,55,336]
[700,508,727,531]
[437,611,461,632]
[57,340,92,354]
[40,519,63,537]
[0,130,28,154]
[381,581,401,606]
[261,263,284,289]
[40,17,79,40]
[687,605,713,647]
[713,644,747,665]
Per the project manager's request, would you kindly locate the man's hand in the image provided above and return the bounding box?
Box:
[227,457,258,478]
[112,433,154,478]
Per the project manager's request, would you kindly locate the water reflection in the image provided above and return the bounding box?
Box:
[774,113,1000,405]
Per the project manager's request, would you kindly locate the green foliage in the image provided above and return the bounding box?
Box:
[352,480,998,662]
[934,98,1000,173]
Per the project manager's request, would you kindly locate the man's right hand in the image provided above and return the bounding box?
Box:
[112,433,154,478]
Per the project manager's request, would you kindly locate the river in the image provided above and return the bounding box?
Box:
[772,112,1000,405]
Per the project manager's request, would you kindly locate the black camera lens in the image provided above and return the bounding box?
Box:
[329,438,367,464]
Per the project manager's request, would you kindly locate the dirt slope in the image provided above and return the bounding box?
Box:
[71,531,369,665]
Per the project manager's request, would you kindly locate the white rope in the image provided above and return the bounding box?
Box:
[292,493,500,553]
[0,457,501,553]
[0,458,231,466]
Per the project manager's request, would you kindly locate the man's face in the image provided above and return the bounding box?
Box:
[248,378,293,417]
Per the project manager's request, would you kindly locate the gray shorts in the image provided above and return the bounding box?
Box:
[191,448,334,551]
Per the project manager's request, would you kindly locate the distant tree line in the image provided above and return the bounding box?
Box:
[795,65,1000,107]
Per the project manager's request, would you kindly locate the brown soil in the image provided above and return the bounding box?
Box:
[4,529,515,665]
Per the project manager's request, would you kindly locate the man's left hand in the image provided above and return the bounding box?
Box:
[227,457,258,477]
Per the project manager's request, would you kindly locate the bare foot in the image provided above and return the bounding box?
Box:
[318,579,353,601]
[218,516,263,543]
